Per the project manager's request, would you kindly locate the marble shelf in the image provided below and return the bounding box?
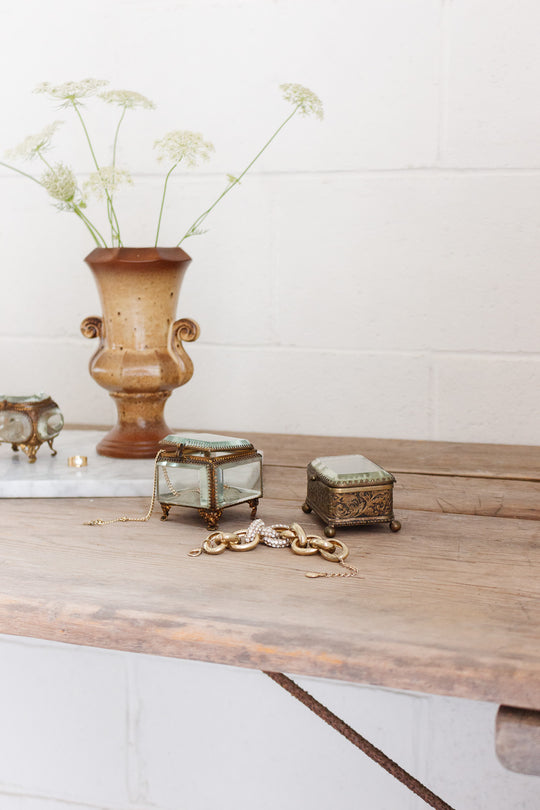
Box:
[0,430,155,497]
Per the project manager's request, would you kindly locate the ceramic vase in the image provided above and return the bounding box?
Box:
[81,247,199,459]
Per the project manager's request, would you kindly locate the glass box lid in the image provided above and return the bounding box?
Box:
[310,454,394,486]
[159,432,253,455]
[0,393,50,405]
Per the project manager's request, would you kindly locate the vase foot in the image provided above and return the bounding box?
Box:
[96,430,169,459]
[97,392,172,459]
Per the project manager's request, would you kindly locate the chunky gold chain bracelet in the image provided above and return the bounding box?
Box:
[189,519,360,579]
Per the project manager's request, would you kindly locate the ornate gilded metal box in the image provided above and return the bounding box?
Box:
[0,394,64,463]
[157,432,262,529]
[302,454,401,537]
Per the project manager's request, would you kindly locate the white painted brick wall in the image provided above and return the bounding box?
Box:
[1,0,538,444]
[0,1,539,808]
[0,636,539,810]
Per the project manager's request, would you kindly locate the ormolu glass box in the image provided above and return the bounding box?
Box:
[0,394,64,463]
[302,454,401,537]
[157,433,262,528]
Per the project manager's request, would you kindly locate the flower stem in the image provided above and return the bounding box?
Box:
[72,101,123,246]
[73,205,108,247]
[0,160,43,187]
[72,207,102,246]
[155,162,178,246]
[36,153,107,245]
[0,159,107,247]
[112,106,126,171]
[37,152,54,171]
[176,106,299,246]
[109,106,127,245]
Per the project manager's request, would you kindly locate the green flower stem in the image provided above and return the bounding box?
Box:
[109,106,127,245]
[72,101,123,247]
[0,159,107,247]
[73,205,108,247]
[36,153,107,246]
[37,152,54,172]
[72,207,103,246]
[0,159,43,187]
[155,161,179,246]
[112,106,126,171]
[176,105,299,246]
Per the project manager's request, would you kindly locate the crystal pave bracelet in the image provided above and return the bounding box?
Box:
[189,519,360,579]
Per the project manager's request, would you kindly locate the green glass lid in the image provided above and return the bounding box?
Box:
[310,454,394,485]
[159,432,253,452]
[0,393,50,404]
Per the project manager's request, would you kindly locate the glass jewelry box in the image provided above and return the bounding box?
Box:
[0,394,64,463]
[157,432,262,529]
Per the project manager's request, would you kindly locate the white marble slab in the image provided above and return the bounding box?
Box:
[0,430,156,497]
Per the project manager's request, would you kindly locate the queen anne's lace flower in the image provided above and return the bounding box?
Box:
[41,163,79,203]
[154,130,215,166]
[5,121,62,161]
[84,166,133,200]
[280,83,324,120]
[35,79,109,106]
[100,89,156,110]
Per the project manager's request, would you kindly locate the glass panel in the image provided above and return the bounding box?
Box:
[0,411,33,443]
[217,457,262,507]
[37,407,64,439]
[312,454,393,484]
[157,462,210,508]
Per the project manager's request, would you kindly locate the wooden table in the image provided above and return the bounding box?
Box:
[1,432,539,775]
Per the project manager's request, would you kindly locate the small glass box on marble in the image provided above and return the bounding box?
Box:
[157,433,262,528]
[302,454,401,537]
[0,394,64,463]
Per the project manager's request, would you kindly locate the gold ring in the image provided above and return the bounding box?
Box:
[68,455,87,467]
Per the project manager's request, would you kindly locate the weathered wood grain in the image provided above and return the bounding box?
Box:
[68,425,540,481]
[0,496,539,710]
[230,432,540,480]
[262,466,540,520]
[496,706,540,775]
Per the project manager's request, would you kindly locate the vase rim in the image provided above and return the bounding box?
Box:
[85,246,191,264]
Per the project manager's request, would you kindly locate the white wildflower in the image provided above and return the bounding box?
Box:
[280,83,324,120]
[100,89,156,110]
[154,130,214,167]
[34,79,109,107]
[5,121,62,161]
[41,163,79,203]
[84,166,133,200]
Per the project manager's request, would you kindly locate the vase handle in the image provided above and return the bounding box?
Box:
[171,317,200,345]
[80,316,104,340]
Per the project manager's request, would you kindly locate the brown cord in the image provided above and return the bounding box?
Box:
[264,671,457,810]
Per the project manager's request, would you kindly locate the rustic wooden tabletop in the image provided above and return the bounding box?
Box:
[1,430,538,722]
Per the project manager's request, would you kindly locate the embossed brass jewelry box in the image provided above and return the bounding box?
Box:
[157,433,262,529]
[302,454,401,537]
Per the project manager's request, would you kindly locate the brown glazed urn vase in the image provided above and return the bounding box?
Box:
[81,247,199,458]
